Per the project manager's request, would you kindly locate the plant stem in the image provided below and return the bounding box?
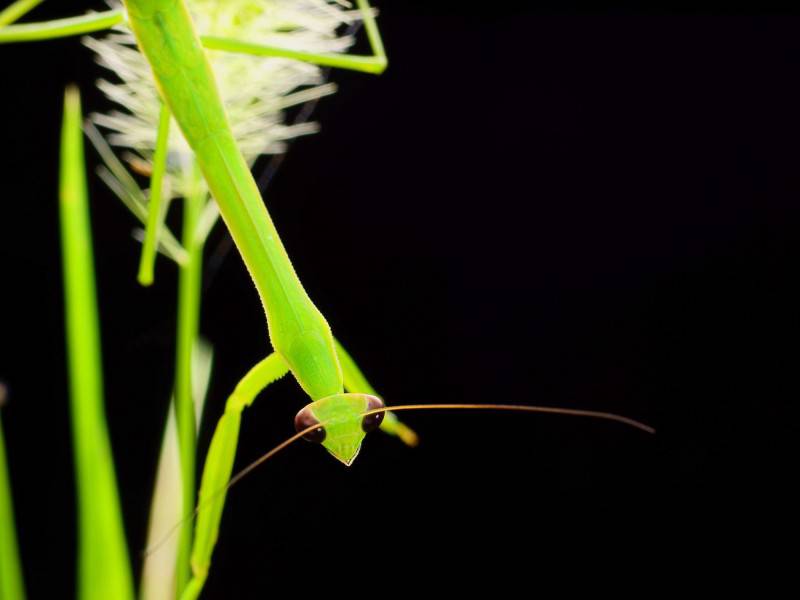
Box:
[174,167,205,597]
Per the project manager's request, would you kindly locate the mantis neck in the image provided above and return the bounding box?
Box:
[123,0,342,400]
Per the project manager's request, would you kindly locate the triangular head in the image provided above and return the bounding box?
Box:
[294,393,385,466]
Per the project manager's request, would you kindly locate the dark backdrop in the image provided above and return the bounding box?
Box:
[1,2,797,596]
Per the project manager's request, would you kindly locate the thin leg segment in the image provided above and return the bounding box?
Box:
[0,0,44,29]
[334,338,419,447]
[201,36,385,74]
[0,10,123,43]
[0,1,386,75]
[200,0,387,74]
[138,102,172,286]
[183,353,290,600]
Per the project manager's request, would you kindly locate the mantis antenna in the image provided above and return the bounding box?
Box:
[144,401,653,557]
[363,403,655,434]
[226,401,654,499]
[142,421,327,558]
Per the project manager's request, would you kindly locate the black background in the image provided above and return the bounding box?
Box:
[1,2,798,597]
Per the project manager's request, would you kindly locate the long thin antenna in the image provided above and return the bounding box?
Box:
[141,422,323,558]
[143,401,654,557]
[364,404,655,434]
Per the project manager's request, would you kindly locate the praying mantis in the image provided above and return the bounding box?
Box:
[1,1,654,598]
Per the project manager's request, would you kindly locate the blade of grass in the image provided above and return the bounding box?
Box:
[0,384,26,600]
[59,85,134,600]
[0,0,44,28]
[140,340,213,600]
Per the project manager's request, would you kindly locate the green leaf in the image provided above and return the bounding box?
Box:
[0,384,26,600]
[59,86,135,600]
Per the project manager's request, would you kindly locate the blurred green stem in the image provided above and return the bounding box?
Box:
[0,397,26,600]
[174,168,205,596]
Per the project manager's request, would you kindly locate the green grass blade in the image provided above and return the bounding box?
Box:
[0,386,26,600]
[0,9,123,43]
[138,103,172,286]
[0,0,44,28]
[59,85,134,600]
[140,340,213,600]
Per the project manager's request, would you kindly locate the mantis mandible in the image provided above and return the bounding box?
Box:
[1,1,654,597]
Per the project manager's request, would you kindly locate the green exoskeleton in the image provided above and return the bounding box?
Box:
[121,0,401,464]
[1,2,654,598]
[2,1,419,595]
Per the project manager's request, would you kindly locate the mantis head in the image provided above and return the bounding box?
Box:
[294,393,385,466]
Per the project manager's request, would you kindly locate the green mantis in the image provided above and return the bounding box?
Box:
[1,1,654,597]
[2,0,416,595]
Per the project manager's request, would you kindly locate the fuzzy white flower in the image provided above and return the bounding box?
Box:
[85,0,360,199]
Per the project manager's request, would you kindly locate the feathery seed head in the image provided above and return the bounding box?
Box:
[86,0,359,199]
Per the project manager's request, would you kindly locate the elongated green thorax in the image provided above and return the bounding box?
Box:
[123,0,342,399]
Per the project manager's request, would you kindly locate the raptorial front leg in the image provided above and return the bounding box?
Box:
[183,352,290,600]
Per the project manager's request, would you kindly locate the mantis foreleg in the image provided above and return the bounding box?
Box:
[186,353,290,599]
[138,102,172,286]
[186,337,417,598]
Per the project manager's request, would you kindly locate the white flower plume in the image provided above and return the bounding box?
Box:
[85,0,361,199]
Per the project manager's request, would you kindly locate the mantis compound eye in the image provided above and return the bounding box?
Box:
[361,395,385,433]
[294,407,326,443]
